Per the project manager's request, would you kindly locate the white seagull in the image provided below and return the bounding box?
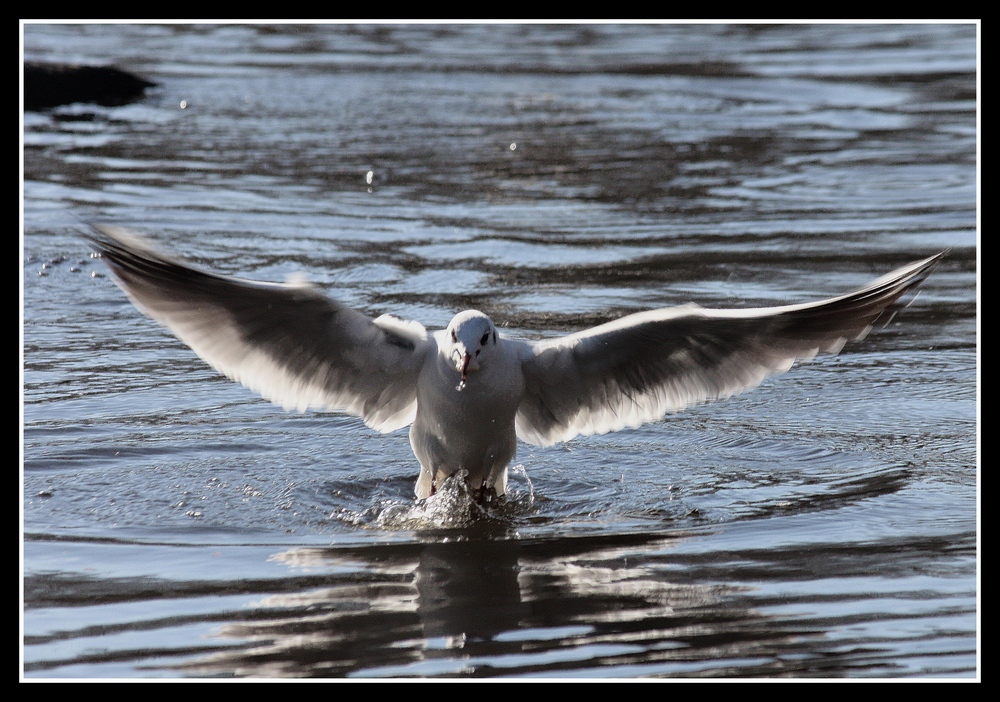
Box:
[86,225,943,502]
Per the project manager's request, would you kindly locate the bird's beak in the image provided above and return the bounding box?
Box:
[459,352,472,383]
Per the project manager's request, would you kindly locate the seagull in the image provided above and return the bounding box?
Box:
[86,225,943,502]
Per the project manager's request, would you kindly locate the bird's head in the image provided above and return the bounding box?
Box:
[444,310,498,384]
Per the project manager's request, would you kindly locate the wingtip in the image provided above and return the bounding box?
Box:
[912,249,948,283]
[83,223,161,254]
[917,249,948,274]
[926,249,949,267]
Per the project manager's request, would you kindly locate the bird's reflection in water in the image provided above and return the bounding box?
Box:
[413,535,528,647]
[169,523,831,678]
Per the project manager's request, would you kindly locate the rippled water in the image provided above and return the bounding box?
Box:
[22,23,978,679]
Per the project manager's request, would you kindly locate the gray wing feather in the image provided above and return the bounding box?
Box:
[87,225,427,432]
[516,253,943,446]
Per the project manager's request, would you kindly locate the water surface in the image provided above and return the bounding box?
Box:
[22,23,977,679]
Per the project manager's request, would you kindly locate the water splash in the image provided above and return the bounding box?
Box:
[333,466,537,532]
[373,472,486,530]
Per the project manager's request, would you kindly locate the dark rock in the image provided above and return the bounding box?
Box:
[24,62,156,110]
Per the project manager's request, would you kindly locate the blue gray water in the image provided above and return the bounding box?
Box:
[22,23,977,679]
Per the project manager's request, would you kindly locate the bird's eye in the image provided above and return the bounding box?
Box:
[480,332,490,345]
[451,330,457,342]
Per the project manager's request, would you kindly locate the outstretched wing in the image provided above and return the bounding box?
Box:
[516,253,943,446]
[87,225,429,432]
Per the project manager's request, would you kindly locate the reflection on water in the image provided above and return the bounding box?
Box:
[110,533,778,678]
[22,23,977,678]
[25,525,973,678]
